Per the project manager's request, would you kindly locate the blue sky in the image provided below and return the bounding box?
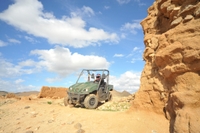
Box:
[0,0,154,93]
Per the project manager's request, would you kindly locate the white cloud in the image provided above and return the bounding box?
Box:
[82,6,95,17]
[46,77,62,83]
[0,56,39,78]
[0,40,7,47]
[0,79,38,92]
[117,0,145,5]
[110,71,141,93]
[134,0,146,6]
[133,46,140,51]
[0,46,110,82]
[8,38,21,44]
[126,47,143,63]
[104,6,110,9]
[0,58,21,77]
[0,0,119,48]
[131,58,142,63]
[120,33,126,39]
[113,54,124,57]
[71,6,95,18]
[127,47,142,57]
[117,0,131,5]
[15,79,24,84]
[30,46,110,78]
[121,20,142,34]
[24,36,39,43]
[18,59,38,67]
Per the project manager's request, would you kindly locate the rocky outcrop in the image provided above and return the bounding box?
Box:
[38,86,68,99]
[5,93,20,99]
[131,0,200,132]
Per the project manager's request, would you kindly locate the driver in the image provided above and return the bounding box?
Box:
[95,74,101,82]
[94,74,105,85]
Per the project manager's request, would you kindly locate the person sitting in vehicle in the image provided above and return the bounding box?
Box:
[95,74,101,82]
[94,74,105,85]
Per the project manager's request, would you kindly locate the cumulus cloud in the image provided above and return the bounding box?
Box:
[127,46,142,57]
[24,36,39,43]
[110,71,141,93]
[113,54,124,57]
[30,46,110,78]
[0,58,23,77]
[0,46,109,82]
[0,40,7,47]
[0,57,37,78]
[70,6,95,18]
[18,59,39,68]
[0,79,38,92]
[8,38,21,44]
[134,0,146,6]
[117,0,145,5]
[0,0,119,48]
[81,6,95,17]
[15,79,24,84]
[133,46,140,51]
[126,46,143,63]
[121,20,142,34]
[117,0,131,5]
[131,58,143,63]
[104,6,110,9]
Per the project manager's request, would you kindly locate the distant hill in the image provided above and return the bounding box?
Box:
[0,91,39,96]
[0,91,8,96]
[111,90,131,97]
[15,91,39,96]
[121,90,132,96]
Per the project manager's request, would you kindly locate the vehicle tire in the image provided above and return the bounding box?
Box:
[64,96,69,106]
[84,94,98,109]
[64,95,74,107]
[105,93,112,102]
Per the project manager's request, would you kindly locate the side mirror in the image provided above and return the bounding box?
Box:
[91,73,95,79]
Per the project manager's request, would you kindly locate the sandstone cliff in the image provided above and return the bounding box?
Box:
[131,0,200,132]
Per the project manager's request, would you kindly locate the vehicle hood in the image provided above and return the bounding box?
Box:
[69,82,98,94]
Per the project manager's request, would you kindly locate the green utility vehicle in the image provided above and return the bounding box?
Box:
[64,69,113,109]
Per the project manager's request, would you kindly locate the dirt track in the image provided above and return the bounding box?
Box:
[0,95,169,133]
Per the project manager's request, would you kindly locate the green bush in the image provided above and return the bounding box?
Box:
[47,101,52,104]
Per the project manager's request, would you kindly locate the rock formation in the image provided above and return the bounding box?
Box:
[38,86,68,99]
[131,0,200,132]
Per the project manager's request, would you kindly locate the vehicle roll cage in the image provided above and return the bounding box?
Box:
[76,69,110,85]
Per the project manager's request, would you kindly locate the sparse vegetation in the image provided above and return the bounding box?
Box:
[47,101,52,104]
[97,102,130,111]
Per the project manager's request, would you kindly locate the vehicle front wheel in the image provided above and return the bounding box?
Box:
[64,95,74,107]
[84,94,98,109]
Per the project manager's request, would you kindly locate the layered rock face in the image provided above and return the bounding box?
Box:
[38,86,68,99]
[131,0,200,132]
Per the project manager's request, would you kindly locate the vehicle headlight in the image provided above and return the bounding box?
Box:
[69,87,72,90]
[83,88,88,92]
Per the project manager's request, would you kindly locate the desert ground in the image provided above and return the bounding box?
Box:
[0,91,169,133]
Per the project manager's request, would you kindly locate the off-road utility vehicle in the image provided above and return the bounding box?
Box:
[64,69,113,109]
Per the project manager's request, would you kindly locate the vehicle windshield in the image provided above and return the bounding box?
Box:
[76,69,109,84]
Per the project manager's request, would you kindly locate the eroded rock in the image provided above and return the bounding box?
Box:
[131,0,200,133]
[38,86,68,99]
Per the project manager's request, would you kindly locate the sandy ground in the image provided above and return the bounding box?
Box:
[0,96,169,133]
